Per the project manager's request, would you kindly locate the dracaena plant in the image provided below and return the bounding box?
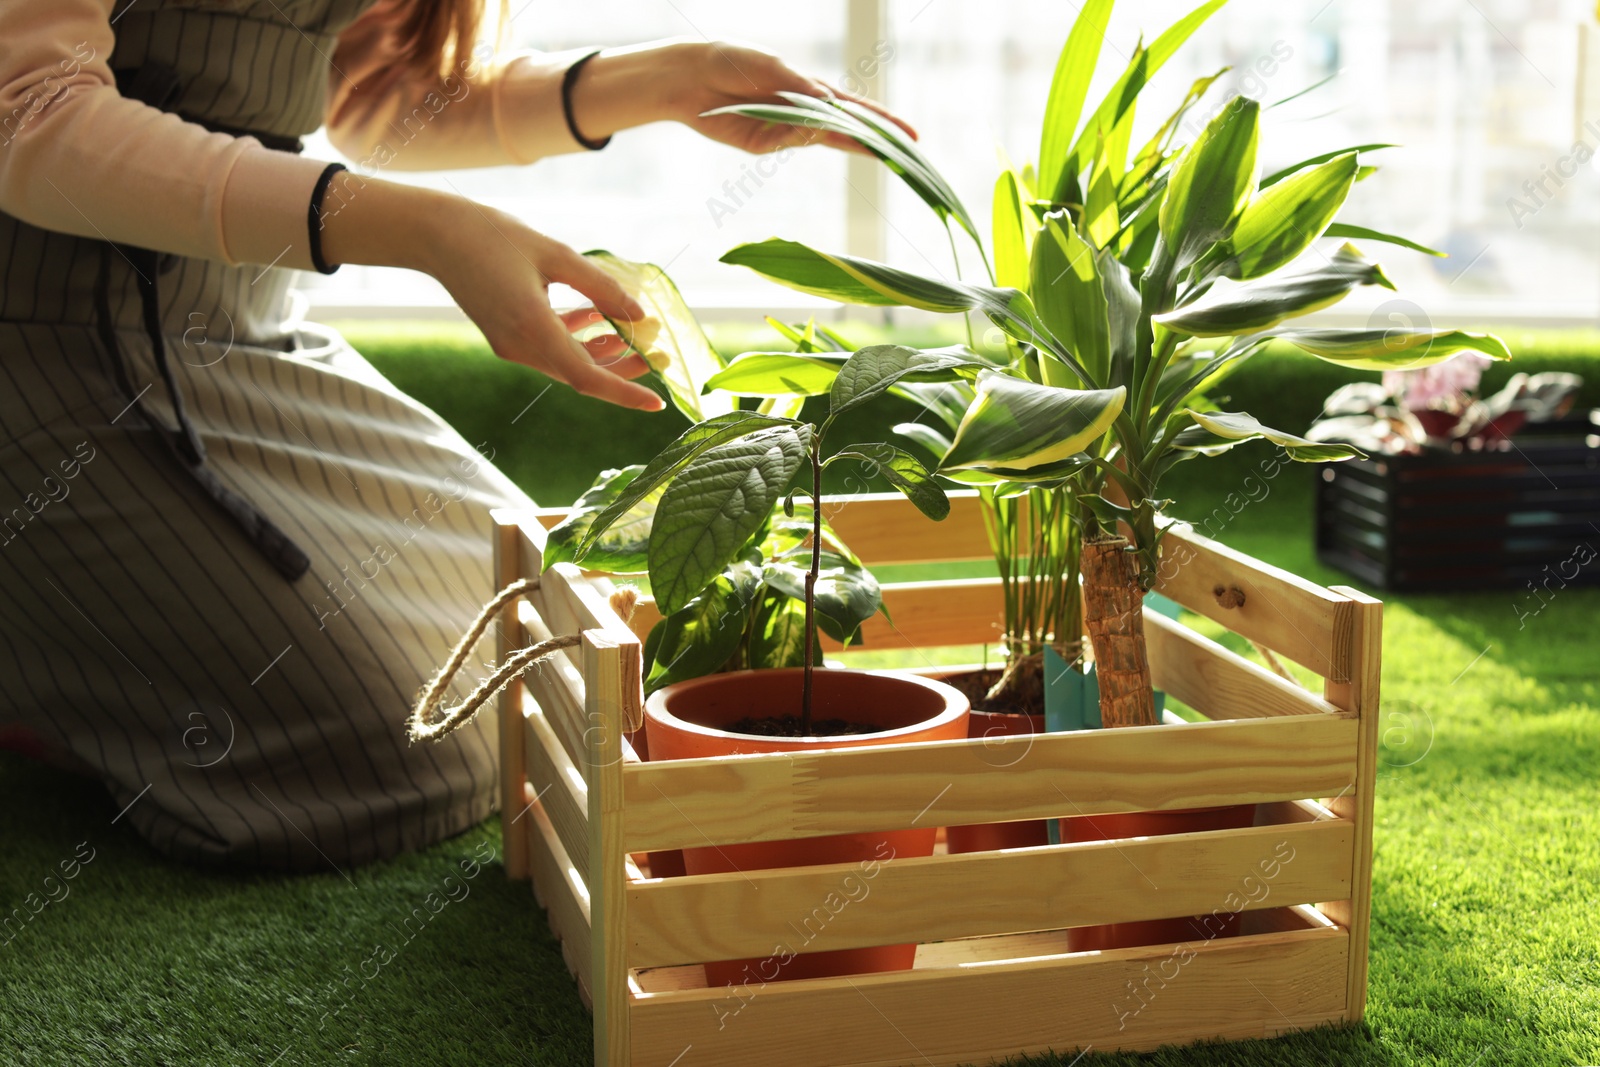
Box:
[554,343,1001,731]
[707,0,1513,729]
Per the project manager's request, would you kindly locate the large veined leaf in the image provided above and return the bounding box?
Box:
[1214,152,1358,279]
[721,239,1042,343]
[648,425,812,615]
[825,443,950,520]
[1037,0,1116,200]
[584,251,731,422]
[830,344,991,419]
[748,593,816,670]
[577,411,798,559]
[1031,214,1110,387]
[703,352,845,397]
[705,93,977,245]
[1066,0,1231,187]
[762,552,883,646]
[992,168,1036,290]
[1271,327,1513,371]
[1323,223,1446,257]
[1178,409,1364,462]
[642,575,748,694]
[544,465,657,574]
[1158,96,1260,268]
[942,371,1126,473]
[1156,244,1392,337]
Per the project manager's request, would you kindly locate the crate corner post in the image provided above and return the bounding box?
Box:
[584,627,642,1067]
[1322,584,1384,1023]
[493,509,535,881]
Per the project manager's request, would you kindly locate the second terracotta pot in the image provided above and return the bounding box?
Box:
[1061,805,1258,951]
[945,710,1050,853]
[644,668,969,988]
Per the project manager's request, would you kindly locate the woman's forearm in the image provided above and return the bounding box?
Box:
[315,171,461,276]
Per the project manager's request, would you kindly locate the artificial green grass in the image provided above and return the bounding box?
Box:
[4,328,1597,1066]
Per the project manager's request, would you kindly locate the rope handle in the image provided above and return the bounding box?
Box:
[408,576,635,744]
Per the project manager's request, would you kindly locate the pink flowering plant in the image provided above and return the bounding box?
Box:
[1310,355,1581,454]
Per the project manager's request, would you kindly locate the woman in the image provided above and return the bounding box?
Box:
[0,0,907,870]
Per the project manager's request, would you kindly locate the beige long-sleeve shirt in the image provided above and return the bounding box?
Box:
[0,0,590,272]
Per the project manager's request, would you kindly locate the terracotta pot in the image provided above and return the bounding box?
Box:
[644,668,969,987]
[945,710,1049,853]
[1061,804,1257,951]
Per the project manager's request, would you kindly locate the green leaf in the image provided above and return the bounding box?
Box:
[1215,152,1358,279]
[584,251,731,422]
[1038,0,1116,200]
[748,594,815,670]
[1158,95,1260,268]
[890,380,976,433]
[648,425,813,615]
[1323,223,1446,257]
[762,552,882,647]
[720,239,1042,344]
[1156,243,1393,337]
[1259,144,1394,188]
[992,169,1036,290]
[642,577,747,694]
[826,444,950,520]
[830,344,991,419]
[577,410,798,559]
[1271,327,1513,371]
[942,371,1126,473]
[703,352,844,397]
[1180,409,1365,462]
[1101,251,1142,391]
[892,421,954,459]
[1067,0,1231,185]
[544,465,656,574]
[707,94,977,245]
[1031,214,1110,387]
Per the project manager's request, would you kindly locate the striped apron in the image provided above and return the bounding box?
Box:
[0,0,521,870]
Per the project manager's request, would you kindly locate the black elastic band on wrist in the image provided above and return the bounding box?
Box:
[561,51,612,151]
[308,162,348,275]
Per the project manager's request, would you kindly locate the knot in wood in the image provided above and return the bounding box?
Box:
[1212,584,1247,609]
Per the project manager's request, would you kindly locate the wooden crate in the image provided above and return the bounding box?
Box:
[1315,412,1600,591]
[492,491,1382,1067]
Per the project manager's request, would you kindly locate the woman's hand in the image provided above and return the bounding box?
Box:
[573,40,916,155]
[319,174,663,412]
[428,204,664,412]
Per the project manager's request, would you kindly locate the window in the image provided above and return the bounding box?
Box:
[303,0,1599,325]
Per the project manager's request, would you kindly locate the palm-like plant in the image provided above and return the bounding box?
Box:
[709,0,1511,727]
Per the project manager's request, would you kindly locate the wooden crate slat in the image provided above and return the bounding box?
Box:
[1146,611,1340,720]
[533,492,995,567]
[624,819,1351,968]
[622,713,1358,852]
[1156,525,1356,682]
[517,601,589,771]
[624,576,1011,654]
[524,785,593,1003]
[524,706,591,878]
[628,925,1349,1066]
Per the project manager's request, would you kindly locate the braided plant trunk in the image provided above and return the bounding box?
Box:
[1080,534,1157,729]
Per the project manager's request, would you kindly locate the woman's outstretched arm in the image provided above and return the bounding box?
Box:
[326,2,915,170]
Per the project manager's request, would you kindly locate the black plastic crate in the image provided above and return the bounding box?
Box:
[1315,413,1600,591]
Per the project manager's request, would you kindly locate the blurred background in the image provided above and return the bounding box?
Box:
[304,0,1600,327]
